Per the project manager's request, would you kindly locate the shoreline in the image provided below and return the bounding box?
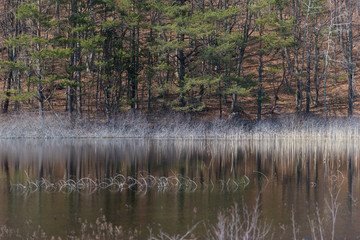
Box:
[1,112,360,139]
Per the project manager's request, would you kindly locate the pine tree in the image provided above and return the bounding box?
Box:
[16,0,71,117]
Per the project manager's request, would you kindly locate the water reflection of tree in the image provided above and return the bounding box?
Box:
[1,139,360,237]
[0,139,360,190]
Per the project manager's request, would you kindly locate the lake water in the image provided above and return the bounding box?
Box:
[0,138,360,239]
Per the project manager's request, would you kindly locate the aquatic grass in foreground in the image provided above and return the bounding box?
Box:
[10,172,250,194]
[0,202,269,240]
[4,112,360,138]
[0,215,199,240]
[208,199,272,240]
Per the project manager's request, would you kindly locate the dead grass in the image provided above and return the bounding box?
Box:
[207,199,272,240]
[3,112,360,139]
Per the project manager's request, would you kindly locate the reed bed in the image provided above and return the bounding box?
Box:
[3,112,360,139]
[10,173,250,194]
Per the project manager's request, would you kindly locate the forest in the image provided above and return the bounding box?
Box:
[0,0,358,123]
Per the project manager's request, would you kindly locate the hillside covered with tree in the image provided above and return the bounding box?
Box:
[0,0,359,122]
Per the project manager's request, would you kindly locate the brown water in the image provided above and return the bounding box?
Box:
[0,138,360,239]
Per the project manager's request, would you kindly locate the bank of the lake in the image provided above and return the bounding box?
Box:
[2,113,360,139]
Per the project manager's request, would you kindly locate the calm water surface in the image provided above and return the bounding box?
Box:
[0,138,360,239]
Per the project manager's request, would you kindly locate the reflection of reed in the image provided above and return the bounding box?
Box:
[0,138,359,218]
[11,173,200,194]
[1,138,360,186]
[0,138,360,239]
[11,172,252,194]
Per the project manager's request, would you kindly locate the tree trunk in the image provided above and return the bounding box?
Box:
[129,25,138,110]
[306,49,311,114]
[68,86,73,122]
[313,35,320,106]
[36,0,44,118]
[3,72,12,113]
[232,0,251,113]
[178,34,186,107]
[346,0,353,117]
[257,42,263,122]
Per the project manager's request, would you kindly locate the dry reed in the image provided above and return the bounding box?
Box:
[3,113,360,139]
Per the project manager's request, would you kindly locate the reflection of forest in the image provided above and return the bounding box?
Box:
[0,139,359,238]
[0,138,358,186]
